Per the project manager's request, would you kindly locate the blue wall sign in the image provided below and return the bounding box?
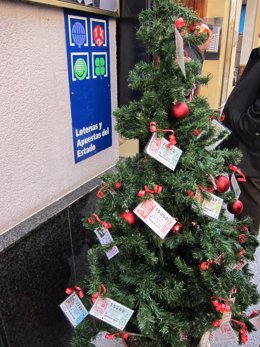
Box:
[64,10,112,163]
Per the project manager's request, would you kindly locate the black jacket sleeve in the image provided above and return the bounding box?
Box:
[232,92,260,143]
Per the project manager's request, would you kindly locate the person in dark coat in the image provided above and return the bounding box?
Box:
[221,46,260,236]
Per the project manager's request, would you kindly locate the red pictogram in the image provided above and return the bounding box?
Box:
[93,25,105,47]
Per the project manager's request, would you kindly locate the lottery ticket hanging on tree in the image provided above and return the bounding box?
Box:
[134,199,177,239]
[231,173,241,199]
[94,226,119,260]
[205,119,231,151]
[145,133,182,172]
[59,292,88,328]
[175,27,186,77]
[89,297,134,330]
[213,322,238,344]
[194,189,223,220]
[249,315,260,329]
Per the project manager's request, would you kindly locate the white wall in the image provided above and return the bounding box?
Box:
[0,0,119,234]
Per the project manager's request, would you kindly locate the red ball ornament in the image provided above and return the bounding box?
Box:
[239,234,247,244]
[171,102,189,120]
[97,190,104,198]
[171,222,183,233]
[114,181,122,189]
[216,175,230,193]
[175,17,185,30]
[198,261,209,271]
[120,210,136,225]
[228,200,244,215]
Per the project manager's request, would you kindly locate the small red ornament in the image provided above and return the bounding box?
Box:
[97,190,104,198]
[120,210,136,225]
[114,181,122,189]
[172,222,183,233]
[188,22,198,32]
[212,319,221,328]
[198,261,209,271]
[193,129,202,137]
[191,220,198,228]
[175,17,185,30]
[208,259,215,266]
[239,234,247,244]
[241,225,248,232]
[103,222,112,229]
[65,287,75,295]
[171,102,189,120]
[187,190,195,199]
[228,200,244,215]
[216,175,230,193]
[88,217,95,224]
[237,248,245,257]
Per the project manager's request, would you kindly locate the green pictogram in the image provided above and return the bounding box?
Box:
[74,58,87,80]
[95,57,105,78]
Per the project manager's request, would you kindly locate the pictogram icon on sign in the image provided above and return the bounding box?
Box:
[93,25,105,47]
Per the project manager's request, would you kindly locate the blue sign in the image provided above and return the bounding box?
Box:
[64,10,112,163]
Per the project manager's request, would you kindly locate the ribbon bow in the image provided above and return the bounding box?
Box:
[91,284,107,304]
[211,287,237,314]
[150,121,176,148]
[65,285,85,299]
[229,164,246,182]
[231,319,248,344]
[105,332,129,340]
[248,309,259,318]
[87,213,112,229]
[97,181,122,199]
[138,184,163,198]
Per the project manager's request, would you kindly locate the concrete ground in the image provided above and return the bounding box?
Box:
[93,240,260,347]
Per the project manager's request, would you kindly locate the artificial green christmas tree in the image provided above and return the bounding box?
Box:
[72,1,259,346]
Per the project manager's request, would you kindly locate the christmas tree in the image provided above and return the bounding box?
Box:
[71,1,259,346]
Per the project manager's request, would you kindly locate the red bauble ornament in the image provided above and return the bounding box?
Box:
[228,200,244,215]
[171,102,189,120]
[97,190,104,198]
[120,210,136,225]
[175,17,185,30]
[172,222,183,233]
[114,181,122,189]
[198,261,209,271]
[216,175,230,193]
[239,234,247,244]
